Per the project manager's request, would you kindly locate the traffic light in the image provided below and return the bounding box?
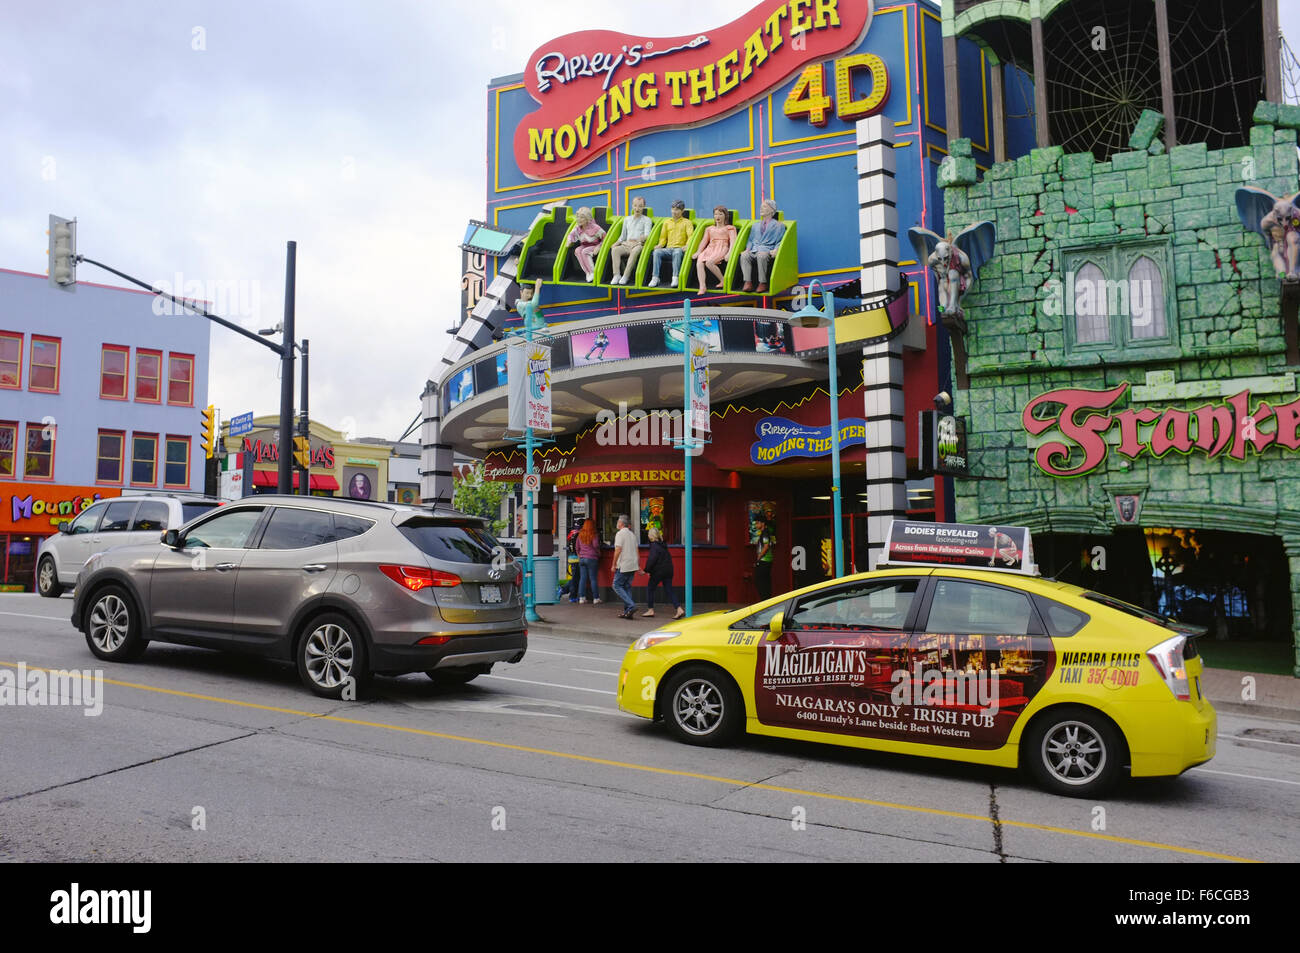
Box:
[47,214,77,291]
[201,405,216,459]
[293,435,311,470]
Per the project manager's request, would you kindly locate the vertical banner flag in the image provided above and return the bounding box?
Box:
[690,335,710,434]
[508,341,552,431]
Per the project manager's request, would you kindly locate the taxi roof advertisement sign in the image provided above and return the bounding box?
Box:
[884,520,1035,575]
[515,0,875,179]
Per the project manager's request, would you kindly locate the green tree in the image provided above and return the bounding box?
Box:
[453,461,510,534]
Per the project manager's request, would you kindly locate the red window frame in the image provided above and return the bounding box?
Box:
[24,421,55,480]
[29,335,60,393]
[164,435,190,488]
[0,420,17,479]
[131,432,159,487]
[135,348,162,403]
[100,344,130,400]
[0,331,21,389]
[167,353,194,406]
[96,429,126,485]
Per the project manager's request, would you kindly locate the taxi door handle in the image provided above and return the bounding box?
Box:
[302,564,328,573]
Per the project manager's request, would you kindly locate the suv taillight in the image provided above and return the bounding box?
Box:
[515,565,523,587]
[379,564,461,591]
[1147,635,1191,701]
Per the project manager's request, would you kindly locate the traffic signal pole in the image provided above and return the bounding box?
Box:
[278,242,297,495]
[299,338,310,496]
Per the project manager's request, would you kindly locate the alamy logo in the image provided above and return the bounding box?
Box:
[50,883,151,933]
[0,662,103,716]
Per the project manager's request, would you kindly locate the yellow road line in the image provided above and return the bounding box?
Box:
[0,661,1258,862]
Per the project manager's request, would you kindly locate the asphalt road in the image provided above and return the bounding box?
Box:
[1,592,1297,863]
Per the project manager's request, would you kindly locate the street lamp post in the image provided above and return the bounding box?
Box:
[790,280,844,578]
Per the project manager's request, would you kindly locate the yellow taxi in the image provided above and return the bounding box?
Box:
[617,520,1216,797]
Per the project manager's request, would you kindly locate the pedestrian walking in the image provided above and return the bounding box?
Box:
[753,517,775,601]
[641,526,684,619]
[611,514,639,619]
[575,518,601,604]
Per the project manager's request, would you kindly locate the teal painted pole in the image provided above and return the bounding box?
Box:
[682,298,694,618]
[524,321,539,622]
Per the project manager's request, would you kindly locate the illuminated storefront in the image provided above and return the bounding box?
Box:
[219,417,391,500]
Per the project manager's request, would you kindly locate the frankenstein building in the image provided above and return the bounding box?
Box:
[937,0,1300,674]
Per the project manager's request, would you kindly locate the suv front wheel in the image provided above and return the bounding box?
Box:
[297,613,370,700]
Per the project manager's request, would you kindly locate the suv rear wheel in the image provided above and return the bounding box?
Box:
[297,612,370,700]
[37,557,63,598]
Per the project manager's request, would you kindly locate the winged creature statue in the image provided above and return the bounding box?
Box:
[907,222,997,316]
[1236,186,1300,279]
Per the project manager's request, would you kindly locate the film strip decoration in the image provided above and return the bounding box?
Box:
[856,113,908,571]
[421,204,564,504]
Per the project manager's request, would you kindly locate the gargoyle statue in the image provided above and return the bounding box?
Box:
[907,222,997,316]
[1236,186,1300,279]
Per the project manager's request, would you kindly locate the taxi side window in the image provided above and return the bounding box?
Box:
[789,579,919,631]
[731,600,790,630]
[1032,595,1090,638]
[925,580,1036,636]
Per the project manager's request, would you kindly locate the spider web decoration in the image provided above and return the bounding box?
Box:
[1281,33,1300,105]
[1165,1,1264,151]
[1042,1,1162,160]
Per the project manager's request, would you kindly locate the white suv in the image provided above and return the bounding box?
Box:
[37,495,222,597]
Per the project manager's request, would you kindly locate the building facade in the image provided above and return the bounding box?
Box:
[423,1,1027,603]
[219,416,392,500]
[938,0,1300,674]
[0,267,211,590]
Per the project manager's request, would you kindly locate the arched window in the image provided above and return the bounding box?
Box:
[1128,255,1165,339]
[1074,263,1109,344]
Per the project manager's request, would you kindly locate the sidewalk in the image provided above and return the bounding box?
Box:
[526,600,1300,721]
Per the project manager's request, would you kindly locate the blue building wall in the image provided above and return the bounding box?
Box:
[0,268,211,494]
[484,1,1021,327]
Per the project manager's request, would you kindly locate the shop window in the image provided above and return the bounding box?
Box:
[0,332,21,389]
[135,349,162,402]
[96,430,125,484]
[164,436,190,488]
[1063,241,1175,360]
[0,421,16,478]
[693,491,713,544]
[29,336,60,393]
[167,353,194,406]
[100,344,130,400]
[24,421,54,480]
[600,491,632,543]
[132,433,158,486]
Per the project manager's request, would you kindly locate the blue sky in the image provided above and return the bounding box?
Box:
[4,0,1297,441]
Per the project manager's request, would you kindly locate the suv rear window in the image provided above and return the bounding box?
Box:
[398,519,498,564]
[182,501,221,524]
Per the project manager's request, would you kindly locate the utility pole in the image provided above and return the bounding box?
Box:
[299,338,310,496]
[278,241,297,495]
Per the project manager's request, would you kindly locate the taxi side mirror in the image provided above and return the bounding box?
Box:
[766,611,784,641]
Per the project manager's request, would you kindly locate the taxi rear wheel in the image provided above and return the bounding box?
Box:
[661,665,743,747]
[1025,706,1122,798]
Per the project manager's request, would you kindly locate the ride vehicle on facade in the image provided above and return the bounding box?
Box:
[70,496,526,698]
[617,520,1215,797]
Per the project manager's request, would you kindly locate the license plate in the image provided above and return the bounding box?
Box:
[480,584,502,604]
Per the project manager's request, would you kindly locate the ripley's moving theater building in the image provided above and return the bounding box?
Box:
[420,0,1033,602]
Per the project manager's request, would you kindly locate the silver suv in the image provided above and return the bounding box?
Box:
[70,496,526,698]
[37,494,223,597]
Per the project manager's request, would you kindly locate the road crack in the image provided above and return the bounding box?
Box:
[0,732,258,804]
[989,783,1007,862]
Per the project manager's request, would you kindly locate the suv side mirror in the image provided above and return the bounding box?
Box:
[766,611,785,641]
[162,529,181,548]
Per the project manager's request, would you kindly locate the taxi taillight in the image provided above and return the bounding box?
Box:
[1147,635,1192,701]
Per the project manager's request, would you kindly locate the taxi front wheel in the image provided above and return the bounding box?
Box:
[1025,706,1122,798]
[662,666,744,747]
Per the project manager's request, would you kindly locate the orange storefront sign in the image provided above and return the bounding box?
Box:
[1,483,117,533]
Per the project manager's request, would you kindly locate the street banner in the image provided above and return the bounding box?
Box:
[883,519,1035,575]
[507,340,552,431]
[689,335,710,435]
